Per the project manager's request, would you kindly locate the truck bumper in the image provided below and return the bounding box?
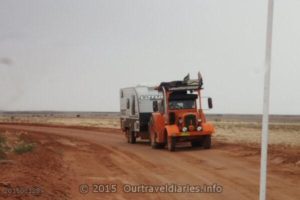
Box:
[171,131,212,141]
[163,122,215,143]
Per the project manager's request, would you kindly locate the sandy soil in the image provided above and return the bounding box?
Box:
[0,124,299,200]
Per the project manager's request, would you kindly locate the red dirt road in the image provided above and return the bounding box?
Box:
[0,124,299,200]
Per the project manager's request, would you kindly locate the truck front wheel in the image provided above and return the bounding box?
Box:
[203,135,211,149]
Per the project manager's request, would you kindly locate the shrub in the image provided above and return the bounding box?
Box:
[13,142,35,154]
[0,134,6,146]
[0,134,7,159]
[0,148,6,160]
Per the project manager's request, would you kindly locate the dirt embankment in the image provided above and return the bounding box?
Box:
[0,130,73,200]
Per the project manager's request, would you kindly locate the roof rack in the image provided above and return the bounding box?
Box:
[156,73,203,91]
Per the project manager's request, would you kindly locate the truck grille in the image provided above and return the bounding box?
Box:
[184,114,197,127]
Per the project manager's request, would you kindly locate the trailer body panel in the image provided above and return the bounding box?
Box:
[120,86,163,137]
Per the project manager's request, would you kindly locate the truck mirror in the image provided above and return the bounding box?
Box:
[153,101,158,112]
[208,97,213,109]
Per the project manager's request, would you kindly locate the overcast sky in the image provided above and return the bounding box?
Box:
[0,0,299,114]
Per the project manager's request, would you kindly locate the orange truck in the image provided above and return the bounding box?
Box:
[120,72,215,151]
[148,73,215,151]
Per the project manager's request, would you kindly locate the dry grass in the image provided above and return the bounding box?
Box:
[214,122,300,147]
[1,116,299,147]
[0,116,120,128]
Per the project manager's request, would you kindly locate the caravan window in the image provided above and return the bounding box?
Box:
[126,98,130,109]
[131,95,136,115]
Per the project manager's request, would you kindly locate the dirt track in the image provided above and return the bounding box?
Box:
[0,124,299,200]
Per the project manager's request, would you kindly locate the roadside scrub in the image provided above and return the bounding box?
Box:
[0,133,7,159]
[0,131,36,159]
[13,142,35,154]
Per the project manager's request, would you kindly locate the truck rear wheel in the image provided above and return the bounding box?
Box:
[150,132,158,149]
[150,132,165,149]
[167,137,176,152]
[203,135,211,149]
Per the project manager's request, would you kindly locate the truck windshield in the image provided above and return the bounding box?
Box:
[169,100,195,110]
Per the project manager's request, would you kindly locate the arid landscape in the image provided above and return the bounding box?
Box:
[1,0,300,199]
[0,113,299,200]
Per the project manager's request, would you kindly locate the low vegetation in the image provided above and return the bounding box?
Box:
[0,131,35,159]
[0,133,7,159]
[13,142,35,154]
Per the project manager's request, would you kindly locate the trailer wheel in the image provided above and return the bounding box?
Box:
[126,129,130,143]
[167,137,176,152]
[128,131,136,144]
[203,135,211,149]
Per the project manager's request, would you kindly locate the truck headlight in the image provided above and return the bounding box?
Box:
[197,126,202,131]
[182,127,188,132]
